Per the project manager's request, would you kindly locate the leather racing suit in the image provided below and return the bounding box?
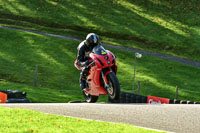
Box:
[77,40,93,89]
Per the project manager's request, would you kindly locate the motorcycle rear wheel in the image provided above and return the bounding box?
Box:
[82,88,98,103]
[107,72,120,101]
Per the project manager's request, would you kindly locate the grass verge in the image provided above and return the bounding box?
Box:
[0,106,164,133]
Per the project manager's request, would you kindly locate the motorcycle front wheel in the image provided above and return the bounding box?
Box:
[106,72,120,100]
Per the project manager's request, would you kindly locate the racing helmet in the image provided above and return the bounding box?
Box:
[85,33,100,49]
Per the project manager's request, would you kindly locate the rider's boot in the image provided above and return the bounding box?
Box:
[80,68,89,90]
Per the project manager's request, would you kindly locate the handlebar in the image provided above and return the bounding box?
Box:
[86,61,95,68]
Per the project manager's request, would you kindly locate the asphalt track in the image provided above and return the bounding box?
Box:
[1,103,200,133]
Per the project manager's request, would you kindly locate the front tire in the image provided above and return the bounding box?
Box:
[106,72,120,101]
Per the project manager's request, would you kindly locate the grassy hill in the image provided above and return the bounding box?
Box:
[1,1,199,132]
[0,0,199,103]
[0,0,200,61]
[0,28,200,103]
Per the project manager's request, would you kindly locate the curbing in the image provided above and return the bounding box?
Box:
[6,98,30,103]
[187,101,194,104]
[180,100,187,104]
[169,99,174,104]
[109,91,199,104]
[0,90,30,103]
[174,99,181,104]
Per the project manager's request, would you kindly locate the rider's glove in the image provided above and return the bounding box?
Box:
[85,60,92,66]
[79,60,92,67]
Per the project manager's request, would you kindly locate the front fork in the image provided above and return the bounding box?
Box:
[101,68,112,89]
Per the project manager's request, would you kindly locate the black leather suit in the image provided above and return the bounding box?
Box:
[77,40,92,81]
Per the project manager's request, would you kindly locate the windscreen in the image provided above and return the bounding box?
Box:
[92,45,107,55]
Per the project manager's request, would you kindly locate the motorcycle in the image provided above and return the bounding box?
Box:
[74,45,120,103]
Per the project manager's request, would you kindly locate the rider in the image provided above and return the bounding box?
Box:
[76,33,101,90]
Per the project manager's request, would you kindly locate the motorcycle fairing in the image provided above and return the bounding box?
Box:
[86,49,117,96]
[86,67,108,96]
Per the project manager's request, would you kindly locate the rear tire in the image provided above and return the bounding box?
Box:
[82,83,98,103]
[107,72,120,101]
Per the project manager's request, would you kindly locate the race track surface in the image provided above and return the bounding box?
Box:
[1,103,200,133]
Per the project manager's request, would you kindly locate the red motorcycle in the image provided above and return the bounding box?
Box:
[74,45,120,103]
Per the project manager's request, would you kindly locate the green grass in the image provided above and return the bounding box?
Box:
[0,106,163,133]
[0,28,200,103]
[0,0,199,61]
[0,1,199,132]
